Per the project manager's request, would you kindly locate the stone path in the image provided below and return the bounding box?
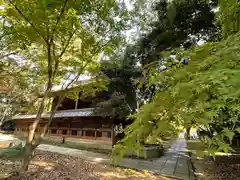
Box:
[36,138,194,179]
[157,138,195,179]
[0,133,195,180]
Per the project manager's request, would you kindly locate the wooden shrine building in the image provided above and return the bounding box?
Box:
[12,88,120,143]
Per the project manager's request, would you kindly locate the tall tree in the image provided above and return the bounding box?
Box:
[96,45,142,119]
[1,0,131,171]
[0,59,40,125]
[218,0,240,38]
[115,0,220,106]
[135,0,219,67]
[112,0,240,158]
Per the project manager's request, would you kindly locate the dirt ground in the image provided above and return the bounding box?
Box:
[191,153,240,180]
[187,139,240,180]
[0,151,173,180]
[214,155,240,180]
[190,155,215,180]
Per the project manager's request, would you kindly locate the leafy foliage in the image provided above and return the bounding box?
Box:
[0,59,40,124]
[0,0,134,171]
[218,0,240,38]
[136,0,219,67]
[95,46,142,119]
[117,0,220,107]
[0,0,132,120]
[113,29,240,157]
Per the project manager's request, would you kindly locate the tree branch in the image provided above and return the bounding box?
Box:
[49,0,71,80]
[61,72,72,88]
[51,28,77,80]
[47,43,53,86]
[38,61,90,141]
[50,0,69,42]
[8,0,47,43]
[61,63,89,90]
[59,28,77,59]
[51,39,58,81]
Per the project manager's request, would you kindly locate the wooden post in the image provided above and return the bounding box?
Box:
[78,130,82,137]
[94,131,97,139]
[68,122,70,136]
[75,99,78,110]
[111,122,115,148]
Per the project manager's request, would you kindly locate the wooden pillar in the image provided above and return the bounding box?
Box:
[68,120,71,136]
[57,129,61,135]
[78,130,82,137]
[111,122,115,148]
[94,130,97,139]
[75,99,78,110]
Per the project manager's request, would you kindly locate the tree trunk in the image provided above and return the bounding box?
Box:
[0,108,8,126]
[20,86,51,172]
[39,74,80,140]
[185,126,191,140]
[112,124,116,148]
[40,96,63,138]
[21,142,33,172]
[20,73,82,171]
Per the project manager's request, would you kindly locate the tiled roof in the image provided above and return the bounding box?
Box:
[12,108,95,120]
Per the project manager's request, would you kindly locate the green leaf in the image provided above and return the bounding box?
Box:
[217,143,229,153]
[222,128,235,142]
[104,46,113,53]
[236,127,240,133]
[229,116,238,123]
[137,82,143,89]
[196,150,205,158]
[148,121,154,124]
[208,147,217,157]
[167,3,176,24]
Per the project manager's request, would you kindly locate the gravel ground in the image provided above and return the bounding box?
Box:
[0,151,172,180]
[191,154,240,180]
[187,139,240,180]
[215,155,240,180]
